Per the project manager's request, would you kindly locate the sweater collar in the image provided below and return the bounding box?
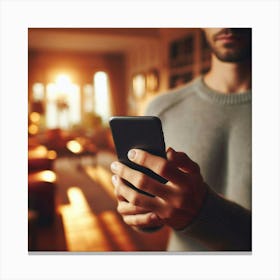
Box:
[194,76,252,105]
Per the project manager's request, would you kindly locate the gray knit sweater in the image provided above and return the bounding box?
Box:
[145,76,251,251]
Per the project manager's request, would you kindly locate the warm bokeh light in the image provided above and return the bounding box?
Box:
[146,69,159,92]
[28,124,39,135]
[66,140,83,154]
[30,112,41,123]
[47,150,57,160]
[132,73,146,98]
[28,145,48,158]
[40,170,56,182]
[29,170,56,183]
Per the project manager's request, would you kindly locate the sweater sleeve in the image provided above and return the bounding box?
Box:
[177,185,252,251]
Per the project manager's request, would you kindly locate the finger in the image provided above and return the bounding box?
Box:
[115,190,127,202]
[112,160,198,210]
[112,175,163,211]
[166,147,200,174]
[111,162,176,199]
[122,212,162,228]
[116,194,127,202]
[117,200,150,215]
[113,177,127,202]
[127,149,187,186]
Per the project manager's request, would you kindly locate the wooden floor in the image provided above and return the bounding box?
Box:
[31,151,170,252]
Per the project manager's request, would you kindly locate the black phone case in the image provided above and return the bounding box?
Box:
[109,116,168,197]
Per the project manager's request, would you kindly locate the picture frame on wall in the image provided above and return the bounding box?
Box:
[146,68,160,93]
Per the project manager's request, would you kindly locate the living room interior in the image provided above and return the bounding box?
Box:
[28,27,211,252]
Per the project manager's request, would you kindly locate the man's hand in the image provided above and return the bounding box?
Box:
[110,147,207,231]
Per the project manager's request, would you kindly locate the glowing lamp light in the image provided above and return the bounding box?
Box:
[132,73,146,99]
[30,112,41,123]
[40,170,56,183]
[66,140,83,154]
[36,145,48,155]
[28,124,39,135]
[47,150,57,160]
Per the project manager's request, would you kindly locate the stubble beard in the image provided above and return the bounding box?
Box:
[210,43,251,63]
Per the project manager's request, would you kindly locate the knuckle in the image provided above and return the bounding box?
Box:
[130,193,141,206]
[164,207,174,219]
[193,162,200,173]
[175,196,185,209]
[170,187,187,209]
[136,173,147,190]
[144,215,152,225]
[158,161,169,175]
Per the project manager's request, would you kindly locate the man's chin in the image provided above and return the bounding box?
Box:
[214,50,251,63]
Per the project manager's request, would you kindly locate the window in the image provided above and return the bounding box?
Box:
[32,83,44,101]
[83,84,94,113]
[30,71,111,131]
[93,71,111,124]
[45,74,81,129]
[31,83,45,114]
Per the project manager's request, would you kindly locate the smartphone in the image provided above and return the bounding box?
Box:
[109,116,168,197]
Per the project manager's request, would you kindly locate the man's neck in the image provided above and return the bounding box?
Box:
[204,55,251,94]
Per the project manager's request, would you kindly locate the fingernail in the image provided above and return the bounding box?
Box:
[128,149,136,160]
[110,162,119,171]
[111,175,118,185]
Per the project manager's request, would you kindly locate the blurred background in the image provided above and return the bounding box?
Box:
[28,28,211,252]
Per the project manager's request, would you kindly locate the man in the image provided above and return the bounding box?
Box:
[110,28,252,251]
